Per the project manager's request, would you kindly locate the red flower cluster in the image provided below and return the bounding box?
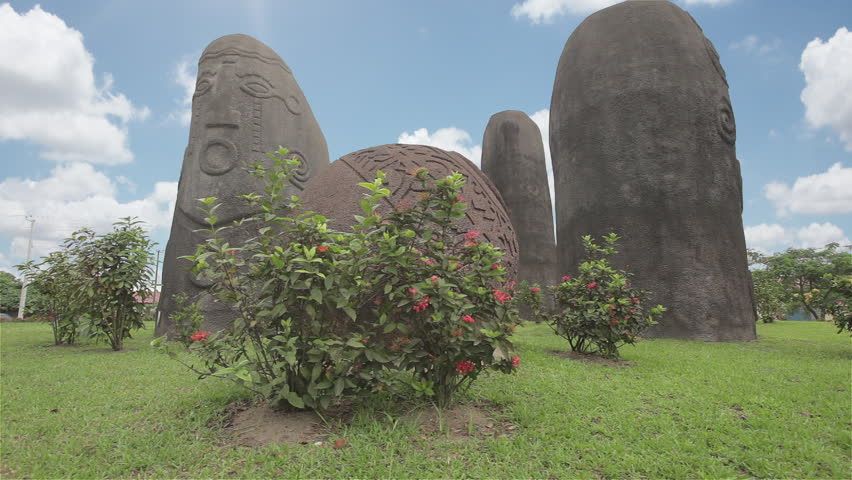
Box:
[422,258,435,266]
[455,193,465,203]
[491,263,501,270]
[408,287,418,297]
[493,289,512,304]
[562,275,572,282]
[413,296,431,313]
[430,275,440,284]
[462,314,475,324]
[464,229,480,247]
[455,360,476,375]
[190,330,210,342]
[511,355,521,368]
[530,286,541,294]
[317,245,329,253]
[586,281,598,290]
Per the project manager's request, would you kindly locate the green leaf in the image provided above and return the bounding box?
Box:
[285,391,305,409]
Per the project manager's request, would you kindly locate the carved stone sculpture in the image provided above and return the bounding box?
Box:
[300,144,520,276]
[156,34,329,336]
[481,111,557,291]
[549,1,756,340]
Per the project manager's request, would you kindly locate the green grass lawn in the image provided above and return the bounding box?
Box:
[1,321,849,478]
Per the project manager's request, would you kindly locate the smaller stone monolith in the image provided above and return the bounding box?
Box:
[481,111,557,292]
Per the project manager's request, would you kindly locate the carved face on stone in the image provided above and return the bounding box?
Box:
[177,34,325,225]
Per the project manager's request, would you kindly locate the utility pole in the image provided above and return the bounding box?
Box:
[17,216,35,319]
[153,249,161,291]
[152,249,161,328]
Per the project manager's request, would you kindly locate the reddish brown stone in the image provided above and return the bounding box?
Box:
[300,144,519,276]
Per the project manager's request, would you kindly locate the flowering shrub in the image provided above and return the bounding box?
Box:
[522,233,664,359]
[156,148,520,410]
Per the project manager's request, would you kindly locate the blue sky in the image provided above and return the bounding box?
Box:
[1,0,850,276]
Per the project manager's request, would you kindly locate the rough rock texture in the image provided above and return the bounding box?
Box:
[549,1,756,340]
[156,34,329,336]
[300,144,519,276]
[481,111,557,291]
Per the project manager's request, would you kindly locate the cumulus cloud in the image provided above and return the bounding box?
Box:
[170,59,196,126]
[528,109,555,210]
[398,127,483,166]
[800,27,852,150]
[0,164,176,269]
[511,0,733,24]
[745,222,849,253]
[730,34,781,56]
[796,222,850,249]
[397,109,555,202]
[0,3,148,165]
[510,0,619,23]
[763,163,852,216]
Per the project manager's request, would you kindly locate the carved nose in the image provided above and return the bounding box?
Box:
[205,109,240,128]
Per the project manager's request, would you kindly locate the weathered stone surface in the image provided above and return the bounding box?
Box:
[549,1,756,340]
[300,144,519,276]
[156,34,329,336]
[481,111,557,290]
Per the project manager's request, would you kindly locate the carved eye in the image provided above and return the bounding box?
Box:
[240,77,274,98]
[194,78,213,96]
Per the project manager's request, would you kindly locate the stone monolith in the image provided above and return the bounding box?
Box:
[549,1,756,340]
[481,111,557,291]
[156,34,329,336]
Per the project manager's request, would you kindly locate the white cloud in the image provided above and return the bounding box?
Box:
[398,127,483,166]
[764,163,852,216]
[511,0,733,24]
[796,222,850,249]
[397,109,554,201]
[744,223,791,253]
[800,27,852,151]
[0,3,148,165]
[0,164,176,268]
[528,109,555,212]
[510,0,619,23]
[170,59,196,126]
[745,222,849,253]
[730,34,781,56]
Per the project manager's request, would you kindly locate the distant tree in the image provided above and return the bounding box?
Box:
[0,271,21,314]
[763,244,852,321]
[19,250,83,344]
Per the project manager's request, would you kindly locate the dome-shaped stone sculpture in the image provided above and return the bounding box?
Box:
[300,144,519,276]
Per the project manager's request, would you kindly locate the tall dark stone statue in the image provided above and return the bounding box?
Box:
[481,111,557,291]
[156,34,329,336]
[550,1,756,340]
[300,144,520,277]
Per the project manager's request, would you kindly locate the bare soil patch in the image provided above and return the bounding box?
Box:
[224,401,350,447]
[404,401,516,439]
[550,349,633,367]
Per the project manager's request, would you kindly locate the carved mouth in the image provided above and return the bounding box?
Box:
[200,138,239,175]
